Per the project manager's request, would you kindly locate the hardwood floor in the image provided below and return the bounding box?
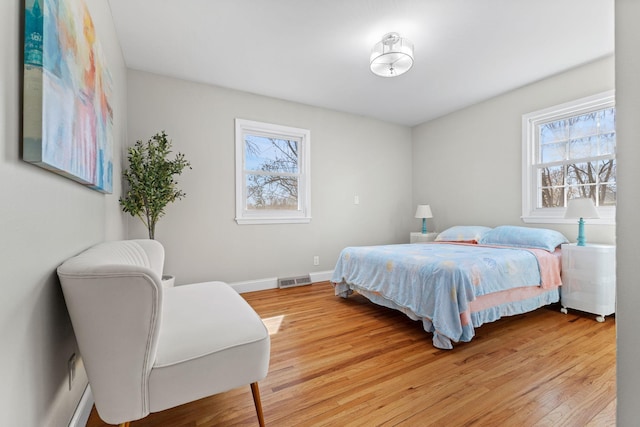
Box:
[87,282,616,427]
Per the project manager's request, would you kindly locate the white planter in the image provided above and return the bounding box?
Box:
[161,275,175,288]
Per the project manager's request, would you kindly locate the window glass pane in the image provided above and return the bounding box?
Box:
[539,165,564,187]
[598,159,616,206]
[539,141,566,163]
[567,111,599,139]
[568,136,598,159]
[246,174,298,210]
[598,108,616,134]
[597,159,616,183]
[245,135,299,173]
[598,132,616,156]
[538,165,565,208]
[566,184,597,200]
[599,183,617,206]
[567,162,598,186]
[539,121,569,144]
[539,186,564,208]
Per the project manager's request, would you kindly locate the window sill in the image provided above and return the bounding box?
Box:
[236,217,312,225]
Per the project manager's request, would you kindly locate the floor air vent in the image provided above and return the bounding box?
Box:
[278,275,312,289]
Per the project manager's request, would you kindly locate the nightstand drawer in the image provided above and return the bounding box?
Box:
[562,269,616,291]
[562,274,615,301]
[562,246,615,276]
[561,290,615,317]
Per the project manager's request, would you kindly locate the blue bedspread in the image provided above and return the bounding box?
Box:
[331,243,544,348]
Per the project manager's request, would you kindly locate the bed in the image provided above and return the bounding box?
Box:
[331,225,567,349]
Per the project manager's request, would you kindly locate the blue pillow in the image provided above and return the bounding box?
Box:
[478,225,568,252]
[435,226,493,243]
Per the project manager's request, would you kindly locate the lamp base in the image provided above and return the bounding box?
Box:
[422,218,427,234]
[576,217,586,246]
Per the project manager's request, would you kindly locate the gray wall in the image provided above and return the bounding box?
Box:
[615,0,640,424]
[0,1,127,425]
[412,56,616,245]
[126,70,414,285]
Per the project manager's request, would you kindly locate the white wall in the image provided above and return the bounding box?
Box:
[126,70,414,285]
[0,1,126,425]
[615,1,640,424]
[412,56,615,244]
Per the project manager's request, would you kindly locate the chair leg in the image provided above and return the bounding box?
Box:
[250,382,266,427]
[118,423,130,427]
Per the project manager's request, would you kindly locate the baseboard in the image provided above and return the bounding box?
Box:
[230,277,279,293]
[68,385,93,427]
[310,270,334,283]
[230,270,334,293]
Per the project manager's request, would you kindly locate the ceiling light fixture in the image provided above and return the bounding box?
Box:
[370,32,414,77]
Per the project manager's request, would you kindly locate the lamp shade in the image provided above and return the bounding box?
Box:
[370,32,414,77]
[415,205,433,219]
[565,198,599,219]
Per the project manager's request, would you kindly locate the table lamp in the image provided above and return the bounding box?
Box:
[565,198,599,246]
[415,205,433,234]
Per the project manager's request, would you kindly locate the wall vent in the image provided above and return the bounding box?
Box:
[278,275,312,289]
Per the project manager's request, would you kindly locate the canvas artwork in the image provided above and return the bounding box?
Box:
[23,0,113,193]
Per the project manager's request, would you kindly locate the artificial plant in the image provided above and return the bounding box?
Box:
[119,131,191,239]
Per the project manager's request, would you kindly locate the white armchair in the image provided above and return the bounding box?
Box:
[57,239,270,426]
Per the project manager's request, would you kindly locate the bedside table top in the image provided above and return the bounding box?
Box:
[561,243,615,249]
[410,232,438,243]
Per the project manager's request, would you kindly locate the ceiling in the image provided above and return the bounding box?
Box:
[106,0,614,127]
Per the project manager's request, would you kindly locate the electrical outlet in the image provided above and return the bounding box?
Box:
[313,255,320,266]
[68,353,77,390]
[354,195,360,205]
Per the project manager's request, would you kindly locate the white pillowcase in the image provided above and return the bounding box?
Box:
[435,226,493,243]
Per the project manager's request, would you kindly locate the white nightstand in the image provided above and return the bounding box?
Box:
[560,243,616,322]
[410,232,438,243]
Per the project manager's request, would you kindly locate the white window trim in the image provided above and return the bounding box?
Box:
[235,119,311,225]
[521,91,616,225]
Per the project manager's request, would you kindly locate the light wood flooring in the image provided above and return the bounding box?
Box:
[87,281,616,427]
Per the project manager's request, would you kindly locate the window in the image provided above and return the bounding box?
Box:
[522,91,616,224]
[235,119,311,224]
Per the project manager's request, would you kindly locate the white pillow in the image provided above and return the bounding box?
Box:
[435,226,493,243]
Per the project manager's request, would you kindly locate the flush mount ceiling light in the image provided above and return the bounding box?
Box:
[370,32,414,77]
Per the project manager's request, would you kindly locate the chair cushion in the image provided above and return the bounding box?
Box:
[148,281,270,412]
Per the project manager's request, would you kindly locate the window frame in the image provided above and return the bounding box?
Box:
[521,91,616,225]
[235,118,311,225]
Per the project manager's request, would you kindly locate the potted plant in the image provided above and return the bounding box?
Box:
[120,131,191,240]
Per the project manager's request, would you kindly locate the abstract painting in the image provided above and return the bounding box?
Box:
[23,0,113,193]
